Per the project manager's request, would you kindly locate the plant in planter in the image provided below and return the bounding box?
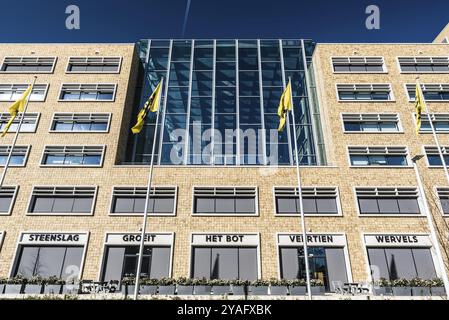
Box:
[43,276,64,295]
[410,277,431,296]
[140,278,159,295]
[4,275,26,294]
[288,279,307,296]
[309,279,325,295]
[0,277,7,294]
[24,276,44,294]
[372,278,393,296]
[176,277,194,295]
[249,279,270,295]
[209,279,231,295]
[268,278,289,296]
[157,277,176,295]
[192,278,212,295]
[427,278,446,296]
[391,279,412,296]
[230,279,250,295]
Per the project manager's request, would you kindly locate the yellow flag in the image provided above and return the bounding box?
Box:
[131,80,163,134]
[278,79,293,131]
[1,84,33,137]
[415,82,425,134]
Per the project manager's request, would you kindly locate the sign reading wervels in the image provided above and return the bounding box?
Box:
[191,233,259,246]
[20,232,88,245]
[105,233,174,246]
[364,234,432,247]
[277,234,347,247]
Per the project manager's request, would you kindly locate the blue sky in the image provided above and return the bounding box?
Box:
[0,0,448,43]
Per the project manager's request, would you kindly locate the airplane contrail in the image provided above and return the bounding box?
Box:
[182,0,192,38]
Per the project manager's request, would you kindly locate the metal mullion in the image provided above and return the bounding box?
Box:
[157,40,173,165]
[279,40,294,165]
[211,40,217,165]
[184,40,195,165]
[257,40,267,165]
[235,40,240,166]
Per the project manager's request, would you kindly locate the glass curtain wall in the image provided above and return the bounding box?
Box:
[125,39,318,166]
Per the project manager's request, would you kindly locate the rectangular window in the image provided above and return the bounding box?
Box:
[191,247,258,280]
[41,146,105,167]
[14,246,83,279]
[0,186,18,214]
[367,248,437,281]
[59,84,116,101]
[274,187,339,215]
[193,187,257,215]
[337,84,393,101]
[0,84,48,102]
[356,187,421,215]
[50,113,110,132]
[437,188,449,215]
[110,186,176,215]
[1,57,56,73]
[425,146,449,166]
[406,84,449,101]
[349,146,408,166]
[28,186,96,215]
[66,57,121,73]
[332,57,385,73]
[0,113,39,133]
[419,113,449,133]
[0,145,30,166]
[398,57,449,73]
[342,114,400,133]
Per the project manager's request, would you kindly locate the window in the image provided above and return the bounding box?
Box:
[193,187,257,215]
[59,84,116,101]
[437,188,449,215]
[67,57,121,73]
[0,145,30,166]
[356,187,421,215]
[274,187,339,215]
[367,248,437,281]
[14,246,83,279]
[419,114,449,133]
[28,186,96,215]
[337,84,393,101]
[425,146,449,166]
[406,84,449,101]
[50,113,110,132]
[349,146,408,166]
[398,57,449,73]
[0,84,48,102]
[342,114,400,133]
[110,186,176,215]
[0,186,18,214]
[41,146,105,166]
[279,247,348,291]
[1,57,56,73]
[0,113,39,133]
[101,246,170,281]
[332,57,385,73]
[191,247,258,280]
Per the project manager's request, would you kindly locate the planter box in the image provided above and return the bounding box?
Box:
[372,287,392,296]
[177,285,194,295]
[122,285,134,295]
[212,286,230,295]
[62,284,79,295]
[310,286,325,295]
[270,286,288,295]
[412,287,431,296]
[0,284,4,294]
[392,287,412,296]
[431,287,446,296]
[231,285,248,295]
[289,286,306,296]
[24,284,43,294]
[249,286,269,295]
[4,284,23,294]
[140,285,158,295]
[43,285,62,295]
[193,285,212,295]
[158,285,176,295]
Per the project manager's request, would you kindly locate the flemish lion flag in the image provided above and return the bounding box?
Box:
[415,82,425,134]
[131,80,163,134]
[278,79,293,131]
[1,84,33,137]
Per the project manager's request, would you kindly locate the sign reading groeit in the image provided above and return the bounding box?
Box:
[19,232,89,245]
[191,233,259,246]
[364,234,432,247]
[105,233,174,246]
[277,233,347,247]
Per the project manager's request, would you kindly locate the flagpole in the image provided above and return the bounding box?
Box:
[0,76,37,188]
[288,77,312,299]
[133,77,164,300]
[415,78,449,297]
